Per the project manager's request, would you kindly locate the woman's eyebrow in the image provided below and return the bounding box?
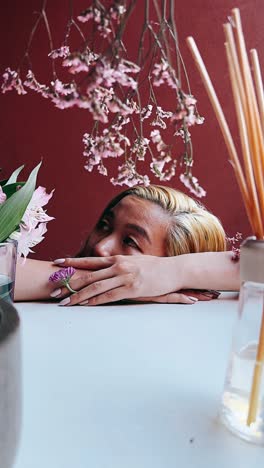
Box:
[125,223,151,243]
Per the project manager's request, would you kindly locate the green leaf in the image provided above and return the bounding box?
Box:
[5,165,25,185]
[2,182,26,198]
[0,162,42,242]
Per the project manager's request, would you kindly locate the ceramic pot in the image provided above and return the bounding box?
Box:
[0,299,21,467]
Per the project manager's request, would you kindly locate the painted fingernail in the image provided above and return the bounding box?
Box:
[59,297,71,306]
[80,300,89,306]
[53,258,65,264]
[202,291,220,299]
[208,289,221,297]
[188,296,198,302]
[50,288,62,298]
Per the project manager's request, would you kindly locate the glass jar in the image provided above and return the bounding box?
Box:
[219,237,264,444]
[0,241,17,302]
[0,298,21,467]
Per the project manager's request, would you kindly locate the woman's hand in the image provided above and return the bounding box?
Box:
[50,255,220,306]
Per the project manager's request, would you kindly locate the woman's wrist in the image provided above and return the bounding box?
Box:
[163,255,186,291]
[165,251,240,292]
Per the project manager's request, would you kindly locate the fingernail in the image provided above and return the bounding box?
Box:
[188,296,198,302]
[53,258,65,264]
[50,288,62,298]
[59,297,71,306]
[202,291,220,299]
[80,300,89,306]
[207,289,220,296]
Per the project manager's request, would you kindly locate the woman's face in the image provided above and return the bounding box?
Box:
[85,195,170,257]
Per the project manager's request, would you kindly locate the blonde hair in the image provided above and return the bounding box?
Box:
[103,184,226,255]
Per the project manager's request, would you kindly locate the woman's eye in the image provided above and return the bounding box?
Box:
[123,236,140,250]
[97,219,110,232]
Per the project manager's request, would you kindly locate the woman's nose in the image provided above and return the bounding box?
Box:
[93,234,119,257]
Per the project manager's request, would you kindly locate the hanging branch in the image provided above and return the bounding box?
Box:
[2,0,205,195]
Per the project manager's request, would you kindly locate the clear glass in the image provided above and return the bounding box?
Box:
[0,242,17,302]
[0,300,21,468]
[219,281,264,444]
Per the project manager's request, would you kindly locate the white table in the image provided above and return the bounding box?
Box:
[13,294,264,468]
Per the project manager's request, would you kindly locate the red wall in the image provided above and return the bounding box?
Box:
[0,1,261,260]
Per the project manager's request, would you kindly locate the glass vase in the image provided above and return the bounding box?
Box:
[219,237,264,444]
[0,242,17,302]
[0,299,21,468]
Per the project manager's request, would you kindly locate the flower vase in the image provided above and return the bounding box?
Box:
[219,237,264,444]
[0,298,21,468]
[0,242,17,302]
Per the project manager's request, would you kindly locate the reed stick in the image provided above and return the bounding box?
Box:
[187,11,264,426]
[186,37,251,227]
[232,8,264,225]
[251,49,264,140]
[247,304,264,425]
[224,37,263,238]
[223,23,247,122]
[231,8,264,425]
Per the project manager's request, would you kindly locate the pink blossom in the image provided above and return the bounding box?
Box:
[48,46,70,59]
[110,5,126,20]
[85,87,114,123]
[152,60,178,90]
[97,164,108,176]
[150,129,162,144]
[10,223,48,258]
[150,106,173,129]
[174,127,191,142]
[77,8,95,23]
[24,70,51,98]
[117,59,140,75]
[63,51,99,74]
[184,95,197,106]
[110,161,150,187]
[141,104,153,121]
[150,160,166,174]
[179,173,206,198]
[112,115,130,131]
[85,59,138,94]
[1,68,27,95]
[0,186,7,204]
[157,106,173,119]
[107,96,134,115]
[151,115,167,129]
[131,137,150,160]
[22,186,54,229]
[53,79,77,96]
[83,129,129,173]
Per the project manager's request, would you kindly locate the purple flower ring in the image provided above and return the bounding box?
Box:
[49,267,76,294]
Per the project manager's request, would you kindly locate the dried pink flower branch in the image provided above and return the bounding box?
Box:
[2,0,205,196]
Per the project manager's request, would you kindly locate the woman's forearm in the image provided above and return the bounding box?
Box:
[14,258,59,301]
[174,251,240,291]
[14,250,240,304]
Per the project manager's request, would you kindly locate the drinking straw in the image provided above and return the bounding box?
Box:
[187,9,264,426]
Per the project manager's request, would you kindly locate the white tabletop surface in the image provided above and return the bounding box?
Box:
[13,294,264,468]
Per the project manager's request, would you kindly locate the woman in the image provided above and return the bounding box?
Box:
[14,185,239,304]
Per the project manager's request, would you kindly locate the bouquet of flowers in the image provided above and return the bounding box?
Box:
[0,162,54,258]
